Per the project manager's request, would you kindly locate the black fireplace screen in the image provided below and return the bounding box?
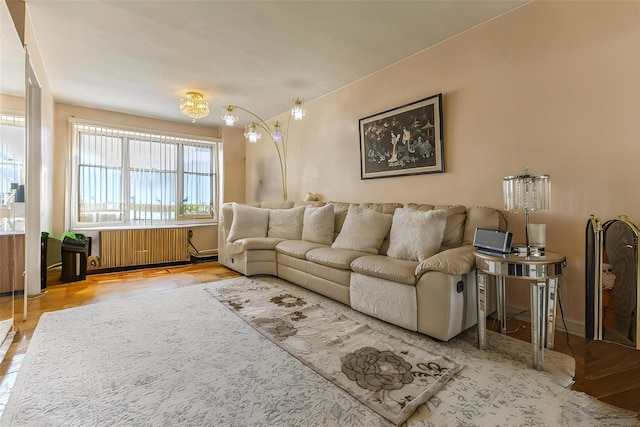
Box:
[585,215,639,349]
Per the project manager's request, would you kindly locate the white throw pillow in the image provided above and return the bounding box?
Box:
[302,204,335,244]
[331,205,392,254]
[268,206,305,240]
[387,208,447,262]
[227,203,270,242]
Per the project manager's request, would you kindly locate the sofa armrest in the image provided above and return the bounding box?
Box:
[415,245,476,278]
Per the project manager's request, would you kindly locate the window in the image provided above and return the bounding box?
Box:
[0,114,25,205]
[70,120,219,229]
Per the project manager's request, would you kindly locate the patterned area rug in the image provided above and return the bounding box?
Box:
[207,280,462,425]
[2,276,639,426]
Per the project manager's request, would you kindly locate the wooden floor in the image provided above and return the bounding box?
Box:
[0,261,637,420]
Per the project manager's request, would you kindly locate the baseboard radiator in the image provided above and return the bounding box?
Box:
[99,228,190,269]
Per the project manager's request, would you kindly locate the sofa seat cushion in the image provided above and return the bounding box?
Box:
[275,240,328,260]
[226,237,285,254]
[350,255,419,286]
[306,247,369,270]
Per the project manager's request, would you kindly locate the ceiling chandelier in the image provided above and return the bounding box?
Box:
[180,92,210,123]
[221,98,307,200]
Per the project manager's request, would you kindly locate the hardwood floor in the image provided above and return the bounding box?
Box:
[0,261,637,420]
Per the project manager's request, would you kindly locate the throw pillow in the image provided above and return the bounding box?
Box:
[302,204,335,244]
[331,205,392,254]
[387,208,447,262]
[227,203,270,242]
[268,206,305,240]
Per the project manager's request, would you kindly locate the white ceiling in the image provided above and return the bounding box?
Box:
[24,0,527,128]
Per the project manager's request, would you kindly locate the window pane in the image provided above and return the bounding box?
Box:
[184,145,211,173]
[79,133,121,167]
[77,132,123,223]
[129,139,178,225]
[183,173,211,216]
[129,139,177,170]
[78,165,123,223]
[130,171,177,224]
[0,118,25,205]
[182,144,213,217]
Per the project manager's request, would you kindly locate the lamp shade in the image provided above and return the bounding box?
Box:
[503,172,551,213]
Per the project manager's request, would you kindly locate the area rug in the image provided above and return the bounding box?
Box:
[2,276,639,426]
[207,280,462,425]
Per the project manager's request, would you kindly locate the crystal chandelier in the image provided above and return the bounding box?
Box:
[180,92,210,123]
[221,98,307,201]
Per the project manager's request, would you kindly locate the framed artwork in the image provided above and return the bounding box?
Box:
[359,93,443,179]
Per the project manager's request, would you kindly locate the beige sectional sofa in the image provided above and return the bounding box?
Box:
[218,200,506,341]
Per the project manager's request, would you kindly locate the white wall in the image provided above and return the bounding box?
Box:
[247,1,640,333]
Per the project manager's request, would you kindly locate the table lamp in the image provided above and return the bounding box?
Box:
[503,168,551,256]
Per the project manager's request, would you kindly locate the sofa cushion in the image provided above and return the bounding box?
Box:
[406,203,467,250]
[275,240,328,260]
[326,202,352,236]
[302,204,335,245]
[268,206,305,240]
[350,255,419,286]
[227,203,270,242]
[331,205,392,254]
[360,202,403,215]
[463,206,504,245]
[259,200,295,209]
[227,237,285,254]
[306,247,370,270]
[387,208,447,262]
[294,200,326,208]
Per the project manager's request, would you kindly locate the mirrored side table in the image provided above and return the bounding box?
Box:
[475,250,566,370]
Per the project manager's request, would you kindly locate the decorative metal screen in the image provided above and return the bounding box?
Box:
[586,215,640,350]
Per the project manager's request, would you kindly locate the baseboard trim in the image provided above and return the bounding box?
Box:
[505,304,585,338]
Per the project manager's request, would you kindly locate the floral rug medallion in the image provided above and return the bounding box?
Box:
[207,279,462,426]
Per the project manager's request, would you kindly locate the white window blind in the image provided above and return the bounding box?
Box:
[71,121,218,229]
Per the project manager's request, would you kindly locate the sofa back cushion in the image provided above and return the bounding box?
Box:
[259,200,295,209]
[227,203,270,242]
[387,208,447,262]
[302,204,335,245]
[326,202,353,239]
[294,201,326,208]
[406,203,466,250]
[331,204,392,254]
[463,206,506,244]
[268,206,305,240]
[359,202,403,215]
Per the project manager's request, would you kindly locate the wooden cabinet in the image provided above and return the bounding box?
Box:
[0,232,25,294]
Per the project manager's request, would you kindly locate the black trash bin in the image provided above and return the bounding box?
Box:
[41,232,48,290]
[61,235,89,283]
